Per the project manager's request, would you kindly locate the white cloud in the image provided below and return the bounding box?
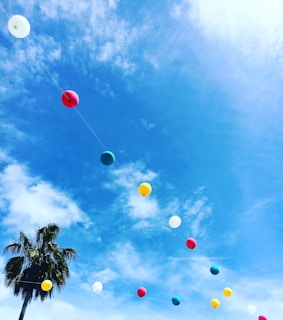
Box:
[107,162,158,190]
[103,163,160,224]
[0,162,88,233]
[127,192,160,219]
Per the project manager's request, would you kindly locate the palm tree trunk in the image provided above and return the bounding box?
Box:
[18,294,30,320]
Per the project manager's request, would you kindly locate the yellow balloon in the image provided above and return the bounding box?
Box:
[211,298,220,308]
[138,182,152,196]
[41,279,52,292]
[223,287,233,297]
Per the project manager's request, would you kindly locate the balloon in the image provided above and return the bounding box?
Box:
[137,287,146,297]
[186,238,197,249]
[223,287,232,297]
[168,215,182,228]
[211,298,220,308]
[210,265,220,275]
[172,296,181,305]
[92,281,103,293]
[8,15,30,38]
[247,305,257,315]
[258,316,268,320]
[138,182,152,196]
[41,280,52,291]
[101,151,115,165]
[62,90,79,108]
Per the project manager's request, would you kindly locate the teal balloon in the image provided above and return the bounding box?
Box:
[210,265,220,275]
[101,151,115,165]
[172,296,181,305]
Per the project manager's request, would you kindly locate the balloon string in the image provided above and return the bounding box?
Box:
[0,4,9,19]
[73,108,109,151]
[39,62,113,155]
[73,108,121,166]
[40,62,66,93]
[16,280,41,285]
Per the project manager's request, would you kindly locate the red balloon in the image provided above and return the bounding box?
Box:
[258,316,267,320]
[137,287,146,297]
[62,90,79,108]
[186,238,197,249]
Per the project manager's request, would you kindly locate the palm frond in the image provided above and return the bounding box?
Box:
[4,256,24,287]
[62,248,77,260]
[4,242,22,254]
[36,224,60,246]
[19,232,34,254]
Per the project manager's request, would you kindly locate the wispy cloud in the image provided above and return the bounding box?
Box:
[0,33,62,102]
[36,0,140,74]
[184,190,212,237]
[141,118,156,130]
[109,242,160,282]
[0,0,148,107]
[92,267,118,284]
[244,198,272,215]
[106,162,158,189]
[0,122,28,143]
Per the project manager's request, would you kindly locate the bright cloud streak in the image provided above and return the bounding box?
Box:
[185,0,283,56]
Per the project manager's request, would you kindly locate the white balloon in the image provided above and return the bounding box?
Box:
[92,281,103,293]
[247,305,256,315]
[8,15,31,38]
[168,215,182,228]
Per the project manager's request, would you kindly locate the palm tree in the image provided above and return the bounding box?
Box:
[3,223,77,320]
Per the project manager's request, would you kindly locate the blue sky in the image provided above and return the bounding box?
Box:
[0,0,283,319]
